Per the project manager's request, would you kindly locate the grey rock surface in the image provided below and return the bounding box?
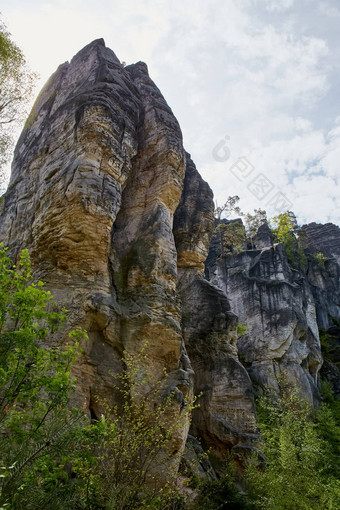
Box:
[0,39,260,472]
[206,243,323,405]
[303,222,340,265]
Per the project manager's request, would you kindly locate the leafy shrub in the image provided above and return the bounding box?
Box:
[314,252,327,268]
[269,211,308,271]
[244,390,340,509]
[74,345,198,509]
[0,244,87,508]
[237,323,248,337]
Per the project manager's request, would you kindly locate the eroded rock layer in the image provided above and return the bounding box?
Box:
[3,39,338,473]
[207,242,323,405]
[174,158,258,460]
[0,39,257,468]
[0,39,191,454]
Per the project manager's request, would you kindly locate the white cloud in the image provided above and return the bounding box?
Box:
[318,1,340,18]
[1,0,339,226]
[261,0,295,12]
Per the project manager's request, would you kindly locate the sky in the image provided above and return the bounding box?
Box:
[1,0,340,226]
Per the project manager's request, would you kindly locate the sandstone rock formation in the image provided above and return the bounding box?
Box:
[1,39,339,477]
[174,174,258,459]
[303,222,340,266]
[206,218,340,406]
[0,39,257,469]
[206,237,323,405]
[303,223,340,330]
[303,223,340,396]
[0,38,191,460]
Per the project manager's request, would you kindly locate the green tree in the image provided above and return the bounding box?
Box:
[215,220,246,256]
[76,346,195,509]
[215,196,241,221]
[0,244,87,508]
[316,381,340,481]
[270,211,307,270]
[314,251,327,269]
[244,390,340,509]
[0,17,36,186]
[243,209,267,249]
[0,245,200,509]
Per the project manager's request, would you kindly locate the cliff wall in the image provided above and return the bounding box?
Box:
[0,40,257,467]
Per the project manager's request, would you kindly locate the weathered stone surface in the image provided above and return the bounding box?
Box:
[174,154,215,278]
[303,222,340,265]
[253,221,274,250]
[174,167,258,461]
[2,38,339,478]
[306,259,340,330]
[320,360,340,398]
[178,275,258,458]
[231,444,265,477]
[180,435,217,481]
[207,243,323,405]
[204,218,245,280]
[0,39,261,474]
[301,224,340,338]
[0,40,192,463]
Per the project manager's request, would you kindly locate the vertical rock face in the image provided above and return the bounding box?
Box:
[303,222,340,330]
[302,223,340,396]
[0,40,190,450]
[3,39,337,475]
[174,161,258,460]
[207,242,323,405]
[303,222,340,266]
[0,39,258,469]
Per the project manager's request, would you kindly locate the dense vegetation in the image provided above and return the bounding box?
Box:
[0,245,339,509]
[0,245,196,509]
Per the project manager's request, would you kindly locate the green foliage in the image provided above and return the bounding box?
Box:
[74,346,198,509]
[270,211,307,271]
[214,198,268,252]
[237,323,248,337]
[319,326,340,367]
[0,17,37,183]
[319,328,332,360]
[314,251,327,269]
[214,196,246,256]
[244,390,340,509]
[216,221,246,255]
[243,209,267,249]
[190,459,253,510]
[0,244,87,508]
[316,382,340,480]
[0,247,200,508]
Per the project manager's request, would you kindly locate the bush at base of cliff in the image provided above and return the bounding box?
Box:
[244,390,340,510]
[316,381,340,480]
[189,459,254,510]
[0,245,193,509]
[74,346,197,510]
[0,244,88,508]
